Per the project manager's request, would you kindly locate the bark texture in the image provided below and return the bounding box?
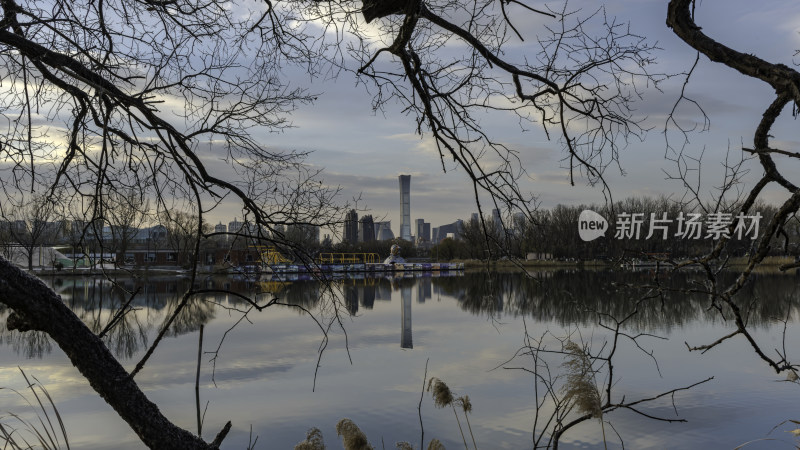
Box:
[361,0,411,22]
[0,256,226,449]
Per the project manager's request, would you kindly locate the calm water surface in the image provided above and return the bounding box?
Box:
[2,269,800,449]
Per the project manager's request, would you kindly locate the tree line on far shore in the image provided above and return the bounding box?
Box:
[428,196,797,262]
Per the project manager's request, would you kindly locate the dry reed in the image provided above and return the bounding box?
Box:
[561,341,602,418]
[427,377,469,449]
[427,439,446,450]
[294,427,325,450]
[336,418,373,450]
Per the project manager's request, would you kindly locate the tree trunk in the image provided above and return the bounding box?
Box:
[0,256,228,449]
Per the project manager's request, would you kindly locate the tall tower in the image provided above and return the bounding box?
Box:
[399,174,411,241]
[359,215,375,242]
[344,209,359,243]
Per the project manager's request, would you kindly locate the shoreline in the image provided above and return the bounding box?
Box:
[26,255,798,277]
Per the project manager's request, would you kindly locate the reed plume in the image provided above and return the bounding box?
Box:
[427,439,446,450]
[456,395,477,449]
[336,418,373,450]
[427,377,468,449]
[562,341,602,418]
[561,340,606,448]
[294,427,325,450]
[427,377,454,408]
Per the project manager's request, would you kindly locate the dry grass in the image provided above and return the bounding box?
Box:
[426,377,454,408]
[561,341,602,418]
[0,368,70,450]
[294,427,325,450]
[336,418,373,450]
[427,439,446,450]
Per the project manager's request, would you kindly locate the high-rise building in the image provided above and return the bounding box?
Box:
[213,222,227,242]
[415,218,430,244]
[228,219,244,235]
[512,212,526,236]
[359,215,375,242]
[344,209,359,243]
[375,221,394,241]
[399,175,411,241]
[492,208,503,234]
[433,220,464,242]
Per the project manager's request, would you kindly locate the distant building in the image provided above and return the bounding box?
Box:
[11,220,26,234]
[43,220,66,243]
[272,224,285,239]
[214,222,227,234]
[287,223,320,246]
[359,215,375,242]
[245,222,260,237]
[399,175,411,241]
[228,219,244,235]
[375,221,394,241]
[512,212,526,235]
[433,220,463,242]
[492,208,502,233]
[132,225,167,244]
[415,218,430,246]
[212,222,227,243]
[344,209,359,243]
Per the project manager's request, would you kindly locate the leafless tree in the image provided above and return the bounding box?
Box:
[0,0,342,445]
[0,0,676,448]
[496,290,714,448]
[660,0,800,376]
[290,0,663,257]
[0,194,58,270]
[105,188,151,267]
[161,209,209,269]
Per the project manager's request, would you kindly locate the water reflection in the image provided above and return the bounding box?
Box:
[3,269,800,358]
[2,269,800,448]
[401,284,412,349]
[435,270,800,329]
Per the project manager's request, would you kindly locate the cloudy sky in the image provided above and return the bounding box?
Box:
[220,0,799,234]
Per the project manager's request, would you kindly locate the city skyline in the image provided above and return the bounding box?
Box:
[1,1,797,449]
[198,0,799,230]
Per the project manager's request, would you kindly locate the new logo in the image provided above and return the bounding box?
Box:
[578,210,608,242]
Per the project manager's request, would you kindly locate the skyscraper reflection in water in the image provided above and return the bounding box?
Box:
[401,285,412,349]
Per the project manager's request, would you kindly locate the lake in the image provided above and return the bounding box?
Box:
[1,269,799,449]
